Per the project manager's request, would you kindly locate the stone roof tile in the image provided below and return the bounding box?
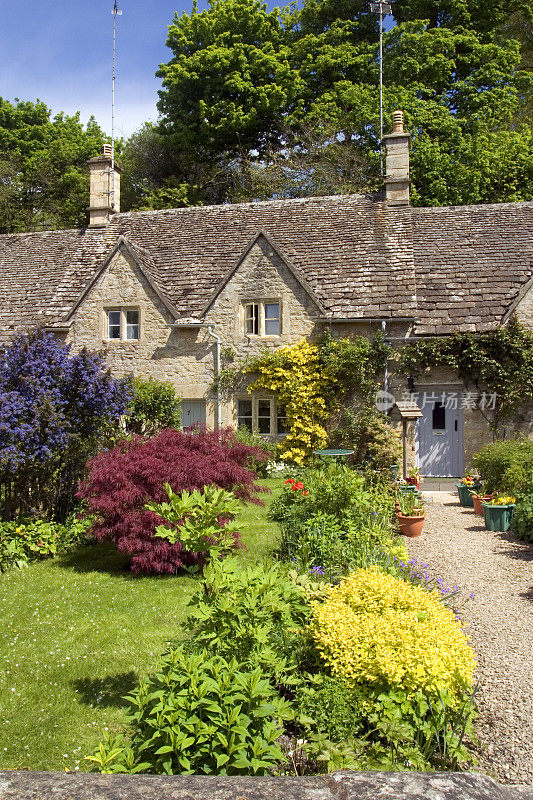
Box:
[0,195,531,338]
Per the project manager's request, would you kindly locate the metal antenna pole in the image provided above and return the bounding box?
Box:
[370,0,391,176]
[111,0,122,210]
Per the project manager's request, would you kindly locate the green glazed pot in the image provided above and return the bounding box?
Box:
[457,483,479,507]
[481,503,515,532]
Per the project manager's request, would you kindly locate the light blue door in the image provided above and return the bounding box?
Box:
[416,392,463,477]
[181,400,206,428]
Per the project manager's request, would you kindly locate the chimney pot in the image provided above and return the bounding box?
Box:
[392,110,404,133]
[102,142,113,157]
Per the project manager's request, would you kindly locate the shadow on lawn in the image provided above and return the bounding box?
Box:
[73,671,138,708]
[54,542,134,577]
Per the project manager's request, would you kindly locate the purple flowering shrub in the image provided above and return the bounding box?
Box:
[77,427,269,575]
[0,331,129,519]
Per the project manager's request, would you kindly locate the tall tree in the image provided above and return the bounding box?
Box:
[0,98,105,233]
[154,0,303,202]
[139,0,533,208]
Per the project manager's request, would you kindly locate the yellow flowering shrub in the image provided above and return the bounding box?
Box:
[311,568,476,701]
[247,340,329,464]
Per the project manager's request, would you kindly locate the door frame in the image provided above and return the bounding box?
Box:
[414,384,464,477]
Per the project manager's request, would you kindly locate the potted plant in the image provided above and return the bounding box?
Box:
[395,491,426,538]
[471,489,495,516]
[482,495,516,532]
[457,475,481,507]
[405,467,422,490]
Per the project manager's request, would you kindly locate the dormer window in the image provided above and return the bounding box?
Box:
[242,301,280,337]
[105,308,140,340]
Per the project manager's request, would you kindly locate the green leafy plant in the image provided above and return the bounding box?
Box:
[183,556,313,678]
[88,648,293,775]
[145,484,242,570]
[271,465,403,573]
[512,493,533,542]
[294,675,476,772]
[0,514,93,573]
[125,376,181,436]
[396,491,425,517]
[472,438,533,495]
[327,405,401,472]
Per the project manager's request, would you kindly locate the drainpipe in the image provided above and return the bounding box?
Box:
[381,320,388,395]
[206,326,222,430]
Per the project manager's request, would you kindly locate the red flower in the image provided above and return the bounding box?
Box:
[302,490,309,496]
[284,478,295,485]
[293,482,304,490]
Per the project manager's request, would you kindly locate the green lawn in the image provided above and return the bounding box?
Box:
[0,479,282,772]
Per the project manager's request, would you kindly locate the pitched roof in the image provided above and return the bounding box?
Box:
[412,203,533,334]
[0,194,531,339]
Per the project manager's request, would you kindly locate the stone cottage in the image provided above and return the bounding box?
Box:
[0,113,531,476]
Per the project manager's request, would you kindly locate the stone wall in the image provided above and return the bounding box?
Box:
[203,236,323,428]
[66,239,532,470]
[67,246,217,417]
[515,281,533,329]
[0,770,531,800]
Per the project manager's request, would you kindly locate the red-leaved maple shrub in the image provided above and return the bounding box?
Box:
[78,427,269,574]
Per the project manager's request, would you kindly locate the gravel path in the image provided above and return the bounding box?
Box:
[405,493,533,785]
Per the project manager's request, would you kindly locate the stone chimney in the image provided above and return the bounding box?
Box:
[382,110,411,206]
[87,143,121,227]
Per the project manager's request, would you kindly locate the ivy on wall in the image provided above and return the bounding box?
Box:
[400,318,533,438]
[245,331,393,464]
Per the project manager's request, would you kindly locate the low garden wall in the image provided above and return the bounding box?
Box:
[0,771,532,800]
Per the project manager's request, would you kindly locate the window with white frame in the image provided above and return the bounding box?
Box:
[244,303,259,335]
[105,308,140,340]
[236,398,287,436]
[242,301,280,337]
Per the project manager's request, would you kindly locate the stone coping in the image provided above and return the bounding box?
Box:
[0,770,532,800]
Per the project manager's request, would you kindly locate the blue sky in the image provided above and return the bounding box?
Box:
[0,0,209,138]
[1,1,391,140]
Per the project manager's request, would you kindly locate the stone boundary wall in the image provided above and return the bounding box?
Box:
[0,771,532,800]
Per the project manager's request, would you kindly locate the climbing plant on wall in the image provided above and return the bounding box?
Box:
[400,318,533,438]
[246,340,328,464]
[245,332,392,464]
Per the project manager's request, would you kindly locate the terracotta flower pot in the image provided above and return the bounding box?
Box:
[396,512,425,537]
[472,494,494,516]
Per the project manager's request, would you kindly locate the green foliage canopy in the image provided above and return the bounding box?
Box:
[145,0,533,208]
[0,98,105,233]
